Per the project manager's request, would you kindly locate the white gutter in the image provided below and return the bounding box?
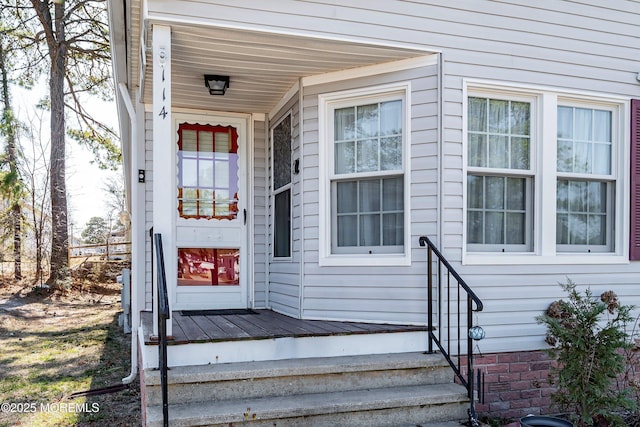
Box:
[118,82,139,385]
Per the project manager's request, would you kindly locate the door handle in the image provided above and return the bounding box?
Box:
[243,209,247,225]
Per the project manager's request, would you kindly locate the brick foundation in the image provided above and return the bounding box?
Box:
[466,347,640,423]
[469,350,558,420]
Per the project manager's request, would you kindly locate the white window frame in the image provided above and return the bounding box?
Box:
[271,112,293,260]
[463,80,629,265]
[466,91,538,253]
[319,83,412,267]
[555,99,618,253]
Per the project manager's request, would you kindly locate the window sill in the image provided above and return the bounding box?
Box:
[463,252,629,266]
[319,252,411,267]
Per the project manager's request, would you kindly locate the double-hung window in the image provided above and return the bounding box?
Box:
[466,95,534,252]
[465,83,627,262]
[320,85,410,266]
[556,103,614,252]
[272,114,292,258]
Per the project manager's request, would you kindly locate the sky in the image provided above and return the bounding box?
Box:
[66,98,121,232]
[13,84,122,236]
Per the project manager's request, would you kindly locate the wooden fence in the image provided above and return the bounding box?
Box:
[68,241,131,265]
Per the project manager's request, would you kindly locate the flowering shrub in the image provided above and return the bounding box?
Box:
[537,281,637,427]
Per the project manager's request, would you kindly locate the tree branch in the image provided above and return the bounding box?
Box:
[28,0,55,50]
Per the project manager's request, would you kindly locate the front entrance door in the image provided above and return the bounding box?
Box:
[174,114,248,310]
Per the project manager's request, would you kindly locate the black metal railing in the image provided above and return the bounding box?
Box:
[153,233,170,427]
[419,236,484,426]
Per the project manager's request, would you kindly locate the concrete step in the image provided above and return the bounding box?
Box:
[145,351,453,406]
[146,383,469,427]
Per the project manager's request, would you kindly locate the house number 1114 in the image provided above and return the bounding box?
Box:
[158,48,168,120]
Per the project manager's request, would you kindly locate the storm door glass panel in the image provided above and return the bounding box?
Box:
[177,123,239,220]
[178,248,239,286]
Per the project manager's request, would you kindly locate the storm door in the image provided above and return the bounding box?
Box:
[174,116,247,310]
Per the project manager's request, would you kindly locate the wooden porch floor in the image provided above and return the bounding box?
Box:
[142,309,428,345]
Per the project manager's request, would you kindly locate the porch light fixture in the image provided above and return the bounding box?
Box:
[204,75,230,96]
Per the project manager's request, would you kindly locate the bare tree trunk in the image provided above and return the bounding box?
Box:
[46,1,69,286]
[12,197,21,280]
[0,33,22,281]
[32,174,43,283]
[25,109,51,286]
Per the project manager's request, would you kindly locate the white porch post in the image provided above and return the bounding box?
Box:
[152,24,173,338]
[133,91,145,329]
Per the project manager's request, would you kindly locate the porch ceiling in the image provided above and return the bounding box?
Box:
[141,24,433,114]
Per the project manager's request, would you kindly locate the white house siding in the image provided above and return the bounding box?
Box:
[268,95,303,317]
[253,119,268,308]
[435,4,640,353]
[144,111,153,311]
[301,66,440,325]
[141,0,640,352]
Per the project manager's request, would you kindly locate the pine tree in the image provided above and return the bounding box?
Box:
[0,31,24,281]
[2,0,120,286]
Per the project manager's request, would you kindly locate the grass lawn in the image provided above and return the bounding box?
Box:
[0,278,140,426]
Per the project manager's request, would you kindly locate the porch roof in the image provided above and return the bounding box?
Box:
[139,23,435,114]
[108,0,437,209]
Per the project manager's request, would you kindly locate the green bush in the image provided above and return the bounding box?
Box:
[536,281,637,427]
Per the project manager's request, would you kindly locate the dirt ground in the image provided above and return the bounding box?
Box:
[0,276,141,426]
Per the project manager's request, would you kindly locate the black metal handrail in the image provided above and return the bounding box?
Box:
[419,236,484,426]
[153,233,170,427]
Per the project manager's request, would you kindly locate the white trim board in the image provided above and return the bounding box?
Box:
[302,55,438,87]
[140,330,430,368]
[143,11,443,56]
